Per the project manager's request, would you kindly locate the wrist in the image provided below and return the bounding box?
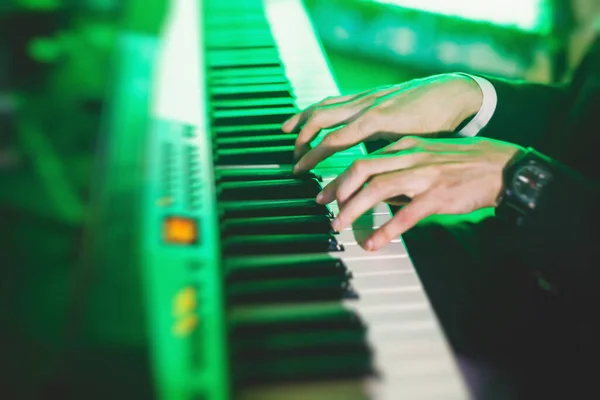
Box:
[448,74,484,128]
[458,75,484,119]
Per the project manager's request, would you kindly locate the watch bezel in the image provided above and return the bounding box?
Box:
[499,148,554,216]
[508,160,553,210]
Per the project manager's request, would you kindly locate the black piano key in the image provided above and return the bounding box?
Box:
[219,199,331,218]
[222,215,334,236]
[230,306,371,381]
[208,56,282,70]
[210,62,282,71]
[210,75,290,87]
[204,0,377,390]
[209,66,285,79]
[233,352,373,385]
[229,303,363,332]
[211,83,292,100]
[225,254,348,282]
[218,178,322,200]
[215,167,320,182]
[209,59,283,70]
[216,145,295,165]
[214,122,285,137]
[207,44,277,52]
[215,134,297,149]
[234,335,369,360]
[222,233,343,255]
[230,310,371,381]
[208,47,281,61]
[213,107,296,126]
[234,339,369,361]
[206,32,274,43]
[212,97,294,109]
[211,83,291,95]
[227,275,351,305]
[232,328,367,353]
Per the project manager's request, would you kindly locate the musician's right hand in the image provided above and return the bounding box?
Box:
[283,73,483,174]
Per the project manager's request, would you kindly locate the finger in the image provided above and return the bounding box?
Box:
[316,168,350,205]
[373,136,424,155]
[281,93,362,133]
[364,195,439,251]
[293,96,375,158]
[284,84,400,135]
[294,112,381,173]
[316,160,363,204]
[313,84,397,109]
[331,173,398,231]
[376,136,477,156]
[294,142,312,162]
[317,152,425,204]
[281,107,311,134]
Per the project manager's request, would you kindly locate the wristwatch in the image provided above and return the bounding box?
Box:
[496,147,554,225]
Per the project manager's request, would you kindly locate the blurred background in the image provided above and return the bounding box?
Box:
[0,0,598,398]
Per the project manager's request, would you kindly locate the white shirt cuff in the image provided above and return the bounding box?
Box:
[456,74,498,137]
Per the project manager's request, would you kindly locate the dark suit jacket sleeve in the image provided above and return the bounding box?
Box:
[477,77,569,153]
[511,157,600,297]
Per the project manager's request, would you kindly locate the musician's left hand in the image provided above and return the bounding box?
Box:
[317,136,522,251]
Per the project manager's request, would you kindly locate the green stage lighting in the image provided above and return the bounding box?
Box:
[374,0,551,33]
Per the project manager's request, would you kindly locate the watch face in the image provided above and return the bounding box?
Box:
[512,163,552,208]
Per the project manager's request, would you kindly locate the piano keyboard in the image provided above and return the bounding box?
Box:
[141,0,471,399]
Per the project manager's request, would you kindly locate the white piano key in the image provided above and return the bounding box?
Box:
[335,243,407,258]
[264,0,470,398]
[344,259,414,274]
[358,285,424,295]
[351,270,414,277]
[340,254,409,262]
[327,203,393,216]
[343,239,403,245]
[351,272,422,290]
[367,381,467,400]
[341,301,429,314]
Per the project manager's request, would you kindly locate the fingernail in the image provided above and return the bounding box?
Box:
[331,218,340,231]
[292,163,301,174]
[283,117,297,131]
[316,191,324,203]
[364,239,374,251]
